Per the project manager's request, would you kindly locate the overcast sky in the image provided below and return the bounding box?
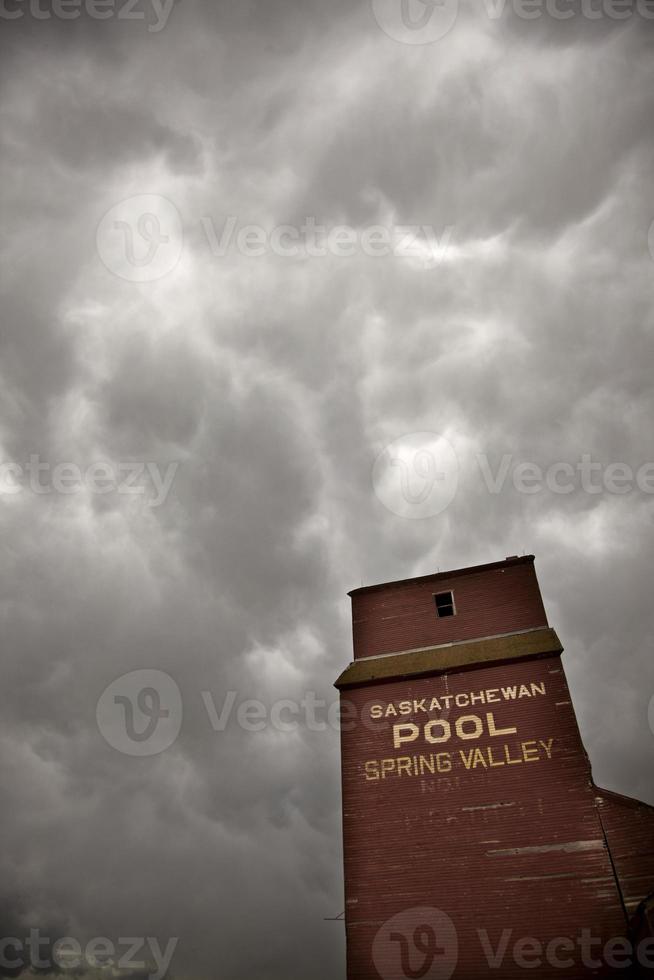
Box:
[1,1,653,978]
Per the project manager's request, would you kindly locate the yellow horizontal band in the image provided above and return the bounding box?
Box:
[335,627,563,690]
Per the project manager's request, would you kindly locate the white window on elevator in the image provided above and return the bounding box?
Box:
[434,591,455,618]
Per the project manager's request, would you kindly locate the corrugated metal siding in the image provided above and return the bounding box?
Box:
[351,561,548,661]
[340,654,631,979]
[596,792,654,921]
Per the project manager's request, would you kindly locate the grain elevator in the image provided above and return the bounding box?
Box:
[335,556,654,979]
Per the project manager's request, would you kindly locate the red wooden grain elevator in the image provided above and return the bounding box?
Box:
[335,556,654,979]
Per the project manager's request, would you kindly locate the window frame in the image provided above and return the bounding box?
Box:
[433,590,456,618]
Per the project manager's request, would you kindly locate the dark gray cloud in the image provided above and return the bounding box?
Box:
[1,0,653,977]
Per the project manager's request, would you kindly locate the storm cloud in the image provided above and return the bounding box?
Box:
[1,1,653,978]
